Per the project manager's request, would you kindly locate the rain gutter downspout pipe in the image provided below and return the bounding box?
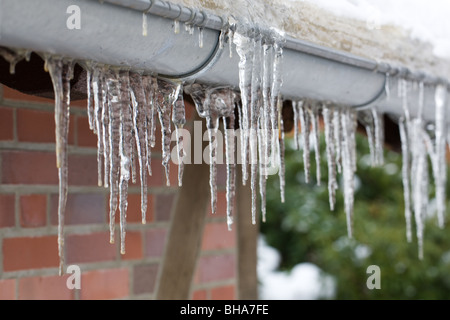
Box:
[0,0,447,122]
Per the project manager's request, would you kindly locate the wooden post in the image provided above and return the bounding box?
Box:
[236,170,259,300]
[155,113,210,300]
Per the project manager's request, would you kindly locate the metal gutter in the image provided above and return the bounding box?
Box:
[0,0,448,121]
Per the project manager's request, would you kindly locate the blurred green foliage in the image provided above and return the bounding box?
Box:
[261,132,450,299]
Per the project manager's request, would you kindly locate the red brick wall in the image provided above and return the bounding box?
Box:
[0,84,237,300]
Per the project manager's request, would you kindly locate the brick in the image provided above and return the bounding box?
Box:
[169,161,180,187]
[20,194,47,228]
[144,228,167,258]
[185,100,196,121]
[133,264,158,295]
[67,154,99,186]
[76,115,97,148]
[154,193,175,222]
[17,108,75,144]
[147,158,165,187]
[191,289,207,300]
[3,236,58,271]
[2,151,58,185]
[211,285,235,300]
[201,222,236,251]
[194,253,236,284]
[18,275,74,300]
[0,279,16,300]
[70,98,88,109]
[0,194,15,228]
[121,231,143,260]
[216,164,227,187]
[207,190,227,218]
[0,107,14,141]
[2,86,54,104]
[66,232,116,264]
[112,193,152,224]
[50,193,105,226]
[80,268,129,300]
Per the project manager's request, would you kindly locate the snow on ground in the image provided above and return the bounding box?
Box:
[257,236,336,300]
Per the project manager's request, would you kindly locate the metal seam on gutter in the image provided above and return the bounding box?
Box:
[157,29,223,82]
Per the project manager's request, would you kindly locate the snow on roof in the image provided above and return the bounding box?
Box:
[170,0,450,78]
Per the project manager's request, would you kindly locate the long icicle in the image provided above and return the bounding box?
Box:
[106,70,121,245]
[172,84,186,187]
[399,117,412,243]
[310,104,321,186]
[101,69,110,188]
[118,70,133,255]
[155,79,176,187]
[434,84,447,229]
[224,114,236,230]
[130,72,149,225]
[92,68,104,187]
[341,108,356,238]
[322,106,336,211]
[47,57,73,276]
[299,101,311,183]
[400,78,413,243]
[278,96,286,204]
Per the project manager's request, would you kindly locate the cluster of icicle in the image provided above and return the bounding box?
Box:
[3,20,449,275]
[297,102,361,239]
[393,77,448,260]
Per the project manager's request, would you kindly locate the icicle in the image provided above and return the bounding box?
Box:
[299,101,311,183]
[92,68,104,187]
[174,20,180,34]
[269,40,283,184]
[292,101,301,150]
[143,75,155,176]
[434,84,447,229]
[198,27,204,48]
[399,117,412,243]
[360,109,376,167]
[410,118,428,260]
[233,30,253,185]
[309,104,321,185]
[106,70,121,245]
[227,17,236,58]
[86,67,95,131]
[261,42,273,178]
[278,96,286,204]
[341,109,356,238]
[372,108,384,166]
[0,47,31,74]
[130,72,149,224]
[47,57,73,276]
[101,69,110,188]
[187,84,237,218]
[385,73,390,100]
[224,114,236,230]
[171,84,186,187]
[142,13,148,36]
[322,106,337,211]
[207,116,219,214]
[249,35,262,225]
[333,108,342,174]
[118,70,133,255]
[155,79,177,187]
